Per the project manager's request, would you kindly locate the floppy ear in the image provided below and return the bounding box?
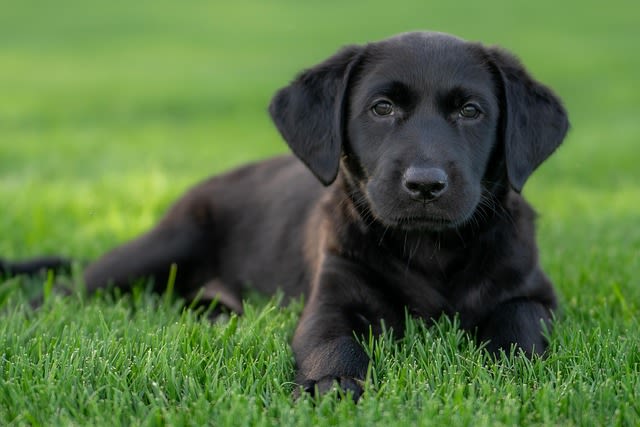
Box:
[488,48,570,192]
[269,46,362,185]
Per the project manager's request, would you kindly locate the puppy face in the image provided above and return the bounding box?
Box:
[345,34,501,230]
[269,32,568,232]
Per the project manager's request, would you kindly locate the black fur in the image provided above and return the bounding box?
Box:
[269,46,362,185]
[7,32,568,401]
[487,47,569,192]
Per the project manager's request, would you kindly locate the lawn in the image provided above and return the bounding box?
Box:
[1,0,639,425]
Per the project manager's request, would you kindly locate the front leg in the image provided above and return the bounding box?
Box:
[293,305,371,401]
[292,257,399,401]
[477,298,554,357]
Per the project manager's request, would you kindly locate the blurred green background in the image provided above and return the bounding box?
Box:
[1,0,638,299]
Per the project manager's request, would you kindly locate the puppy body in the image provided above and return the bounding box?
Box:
[10,32,569,399]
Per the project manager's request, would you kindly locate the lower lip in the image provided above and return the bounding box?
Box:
[394,217,450,229]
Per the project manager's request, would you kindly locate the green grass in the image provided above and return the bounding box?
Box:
[1,0,639,425]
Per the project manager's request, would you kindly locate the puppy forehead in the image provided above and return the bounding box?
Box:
[357,32,494,96]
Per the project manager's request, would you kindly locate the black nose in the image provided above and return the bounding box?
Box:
[402,167,449,201]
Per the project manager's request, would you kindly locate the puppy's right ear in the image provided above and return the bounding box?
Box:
[269,46,362,186]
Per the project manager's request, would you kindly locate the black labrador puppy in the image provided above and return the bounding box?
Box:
[2,31,568,400]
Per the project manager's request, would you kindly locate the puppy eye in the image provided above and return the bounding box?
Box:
[371,101,394,116]
[459,103,481,119]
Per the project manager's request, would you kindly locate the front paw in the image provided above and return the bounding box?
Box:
[295,376,365,402]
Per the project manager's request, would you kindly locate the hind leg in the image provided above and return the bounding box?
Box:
[186,279,244,321]
[83,218,242,315]
[84,219,206,294]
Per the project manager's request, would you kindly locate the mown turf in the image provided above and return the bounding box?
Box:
[1,0,639,425]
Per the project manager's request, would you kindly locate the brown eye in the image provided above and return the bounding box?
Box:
[459,103,481,119]
[372,101,394,116]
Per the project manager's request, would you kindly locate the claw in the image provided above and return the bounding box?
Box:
[296,376,365,402]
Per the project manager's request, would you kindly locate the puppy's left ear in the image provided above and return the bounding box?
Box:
[488,48,570,192]
[269,46,362,185]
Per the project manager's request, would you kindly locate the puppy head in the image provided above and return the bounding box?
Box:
[270,32,569,231]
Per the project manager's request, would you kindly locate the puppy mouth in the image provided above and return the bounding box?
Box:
[389,215,454,231]
[363,182,480,232]
[366,199,472,231]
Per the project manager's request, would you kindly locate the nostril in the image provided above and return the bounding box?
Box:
[427,180,447,195]
[420,180,448,200]
[402,167,449,200]
[405,181,423,193]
